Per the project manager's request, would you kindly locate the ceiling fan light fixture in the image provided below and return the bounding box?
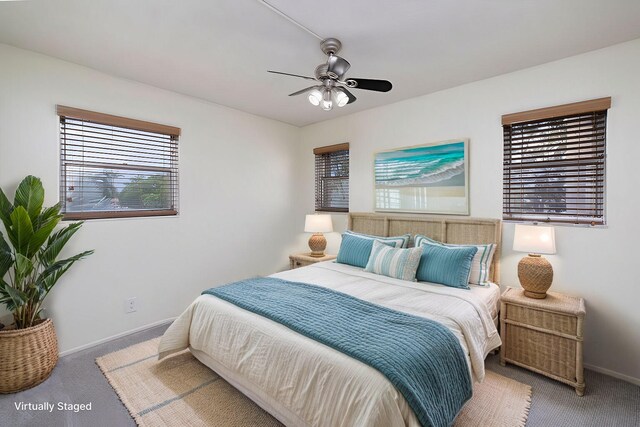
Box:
[308,89,322,106]
[268,37,391,111]
[334,88,349,107]
[321,89,333,111]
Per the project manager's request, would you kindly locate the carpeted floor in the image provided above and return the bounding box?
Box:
[1,323,638,427]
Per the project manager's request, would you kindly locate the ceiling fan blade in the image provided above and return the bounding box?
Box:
[327,55,351,79]
[288,86,320,97]
[268,70,317,81]
[341,87,357,104]
[347,78,393,92]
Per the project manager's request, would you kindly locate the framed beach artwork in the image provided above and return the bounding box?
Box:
[374,139,469,215]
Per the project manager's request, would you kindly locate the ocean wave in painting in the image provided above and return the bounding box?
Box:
[375,142,465,187]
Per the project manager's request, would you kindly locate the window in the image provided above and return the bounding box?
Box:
[314,143,349,212]
[58,105,180,220]
[502,97,610,226]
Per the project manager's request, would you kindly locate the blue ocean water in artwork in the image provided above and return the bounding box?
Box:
[375,142,465,187]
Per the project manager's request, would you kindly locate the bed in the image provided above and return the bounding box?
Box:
[159,213,503,427]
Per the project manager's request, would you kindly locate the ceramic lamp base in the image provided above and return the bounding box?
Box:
[308,233,327,257]
[518,254,553,299]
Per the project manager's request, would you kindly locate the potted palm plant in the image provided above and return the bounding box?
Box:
[0,176,93,393]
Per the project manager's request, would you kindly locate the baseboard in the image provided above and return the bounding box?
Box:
[58,317,175,357]
[584,363,640,386]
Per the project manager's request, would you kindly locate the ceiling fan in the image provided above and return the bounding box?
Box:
[268,38,392,111]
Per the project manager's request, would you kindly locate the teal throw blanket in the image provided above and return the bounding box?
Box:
[203,277,471,427]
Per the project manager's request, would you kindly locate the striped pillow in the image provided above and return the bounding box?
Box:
[337,231,411,268]
[415,242,477,289]
[414,235,496,286]
[365,240,423,281]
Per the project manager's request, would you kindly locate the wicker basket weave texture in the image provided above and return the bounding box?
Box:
[501,289,586,316]
[505,324,577,380]
[507,304,577,335]
[0,318,58,393]
[518,255,553,297]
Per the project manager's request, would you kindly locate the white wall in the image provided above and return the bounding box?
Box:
[0,44,301,353]
[296,39,640,383]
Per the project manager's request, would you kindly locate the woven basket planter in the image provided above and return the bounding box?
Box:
[0,318,58,393]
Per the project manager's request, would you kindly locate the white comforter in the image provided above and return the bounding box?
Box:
[159,262,502,427]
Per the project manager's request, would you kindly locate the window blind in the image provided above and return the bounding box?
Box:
[503,98,609,226]
[314,143,349,212]
[58,106,180,220]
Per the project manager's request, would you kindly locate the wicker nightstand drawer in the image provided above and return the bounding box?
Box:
[292,259,314,269]
[505,304,578,335]
[500,287,586,396]
[504,323,577,381]
[289,253,337,270]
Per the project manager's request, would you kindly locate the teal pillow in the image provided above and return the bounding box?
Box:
[337,231,410,268]
[365,240,423,281]
[416,242,477,289]
[415,235,496,286]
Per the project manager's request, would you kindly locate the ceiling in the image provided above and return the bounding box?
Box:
[1,0,639,127]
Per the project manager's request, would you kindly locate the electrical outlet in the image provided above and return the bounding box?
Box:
[125,297,137,313]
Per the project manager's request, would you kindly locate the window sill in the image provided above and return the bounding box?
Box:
[63,209,178,221]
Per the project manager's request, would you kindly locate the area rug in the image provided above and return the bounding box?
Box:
[97,337,531,427]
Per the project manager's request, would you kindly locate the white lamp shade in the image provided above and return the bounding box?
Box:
[513,224,556,255]
[308,90,322,106]
[304,214,333,233]
[334,89,349,107]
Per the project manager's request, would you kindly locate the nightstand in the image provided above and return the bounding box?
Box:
[289,253,336,269]
[500,286,586,396]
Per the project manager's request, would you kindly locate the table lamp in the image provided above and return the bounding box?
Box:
[304,214,333,257]
[513,224,556,299]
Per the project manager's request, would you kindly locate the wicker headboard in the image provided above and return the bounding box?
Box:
[348,212,502,284]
